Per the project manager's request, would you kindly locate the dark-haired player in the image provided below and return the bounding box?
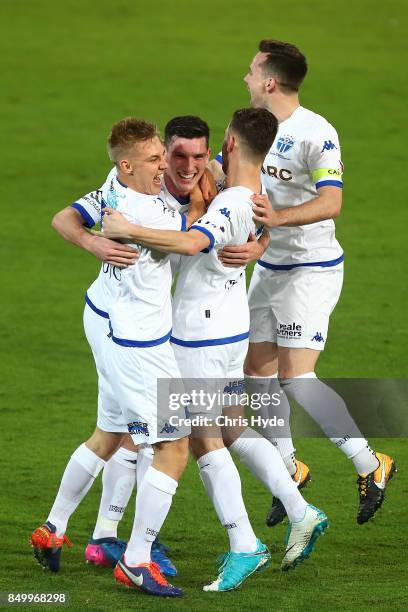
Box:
[216,40,396,526]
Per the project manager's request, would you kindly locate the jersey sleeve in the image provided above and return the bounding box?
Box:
[70,167,116,227]
[135,195,186,232]
[71,190,104,227]
[306,123,344,189]
[189,199,241,252]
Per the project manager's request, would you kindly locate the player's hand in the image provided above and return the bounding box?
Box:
[199,168,218,206]
[251,194,280,228]
[98,207,135,240]
[187,183,207,224]
[218,233,263,268]
[88,234,139,268]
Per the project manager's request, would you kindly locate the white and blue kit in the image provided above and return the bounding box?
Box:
[171,186,263,412]
[216,106,344,350]
[72,170,188,443]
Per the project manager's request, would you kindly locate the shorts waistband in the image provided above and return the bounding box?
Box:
[109,321,172,348]
[85,293,109,318]
[257,253,344,271]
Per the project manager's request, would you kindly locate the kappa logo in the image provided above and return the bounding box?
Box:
[321,140,337,152]
[218,207,231,220]
[276,135,295,154]
[160,422,179,434]
[311,332,324,343]
[128,421,149,436]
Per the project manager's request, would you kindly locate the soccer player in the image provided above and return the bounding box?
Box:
[31,118,199,597]
[100,108,329,589]
[49,116,269,572]
[216,40,396,526]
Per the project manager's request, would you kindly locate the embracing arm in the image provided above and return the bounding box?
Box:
[218,228,270,267]
[96,209,210,256]
[252,185,342,228]
[52,206,138,268]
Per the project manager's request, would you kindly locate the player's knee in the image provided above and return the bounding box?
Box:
[155,437,189,472]
[85,428,124,460]
[222,425,245,448]
[244,342,278,376]
[279,369,316,382]
[122,434,139,452]
[189,436,224,460]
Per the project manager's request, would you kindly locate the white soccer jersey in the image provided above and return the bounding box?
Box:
[71,169,187,316]
[215,106,344,268]
[72,172,185,344]
[171,186,262,346]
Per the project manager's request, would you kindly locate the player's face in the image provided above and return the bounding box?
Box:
[244,52,269,107]
[127,137,167,195]
[165,136,210,197]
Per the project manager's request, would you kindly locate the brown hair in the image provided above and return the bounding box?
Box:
[107,117,160,164]
[258,39,307,92]
[229,108,278,162]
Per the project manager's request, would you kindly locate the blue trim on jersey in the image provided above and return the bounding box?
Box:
[71,203,96,228]
[109,321,172,347]
[215,154,223,164]
[180,212,187,232]
[170,331,249,348]
[257,253,344,271]
[189,225,215,253]
[85,293,109,318]
[316,180,343,189]
[115,176,128,189]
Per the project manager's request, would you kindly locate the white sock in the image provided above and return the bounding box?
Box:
[352,445,379,475]
[282,451,297,476]
[245,374,296,471]
[48,443,105,537]
[197,448,257,553]
[282,372,371,468]
[92,447,137,540]
[136,445,154,487]
[125,467,178,566]
[230,429,307,523]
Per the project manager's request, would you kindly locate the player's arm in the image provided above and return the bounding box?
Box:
[52,205,139,268]
[218,228,270,267]
[251,185,342,227]
[97,208,210,256]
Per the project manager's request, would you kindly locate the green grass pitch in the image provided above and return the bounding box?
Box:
[1,1,407,610]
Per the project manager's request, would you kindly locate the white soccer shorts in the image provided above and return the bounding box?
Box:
[248,263,344,350]
[83,304,127,433]
[104,339,190,445]
[172,339,248,417]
